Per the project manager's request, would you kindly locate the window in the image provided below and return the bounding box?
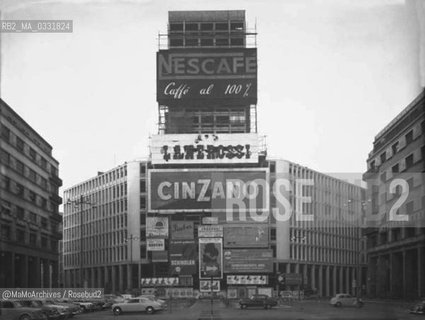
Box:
[201,23,213,31]
[405,154,414,168]
[40,157,47,170]
[29,169,37,182]
[169,38,183,47]
[16,160,24,175]
[29,148,37,161]
[29,233,37,244]
[29,212,37,223]
[16,228,25,242]
[392,141,399,155]
[15,183,24,196]
[0,149,10,165]
[169,23,183,32]
[41,237,48,248]
[216,38,229,46]
[140,197,146,209]
[370,160,376,170]
[29,191,37,203]
[406,201,414,214]
[230,37,244,46]
[185,38,198,46]
[140,180,146,193]
[421,120,425,134]
[16,136,24,151]
[200,38,214,46]
[0,225,11,240]
[230,22,244,30]
[380,152,386,164]
[1,125,10,141]
[391,164,399,173]
[185,23,198,31]
[405,130,413,144]
[271,228,276,241]
[215,22,228,31]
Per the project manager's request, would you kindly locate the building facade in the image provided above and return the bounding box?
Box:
[63,10,365,298]
[0,98,63,288]
[363,90,425,299]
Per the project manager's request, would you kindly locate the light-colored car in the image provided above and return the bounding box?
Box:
[112,297,164,315]
[330,293,363,308]
[0,300,47,320]
[134,295,166,306]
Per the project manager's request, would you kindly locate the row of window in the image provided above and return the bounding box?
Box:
[290,245,358,265]
[376,148,424,182]
[65,165,127,198]
[64,245,129,267]
[0,224,57,251]
[370,120,425,170]
[1,124,58,177]
[169,21,244,32]
[1,176,54,212]
[64,214,128,240]
[368,227,425,247]
[0,201,50,228]
[169,37,244,47]
[0,147,52,192]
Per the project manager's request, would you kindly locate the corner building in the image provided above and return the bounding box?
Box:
[0,99,63,288]
[363,90,425,299]
[63,10,365,298]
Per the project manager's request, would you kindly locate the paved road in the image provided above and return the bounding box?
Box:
[75,299,419,320]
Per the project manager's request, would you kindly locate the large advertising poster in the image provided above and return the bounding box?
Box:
[157,48,257,104]
[146,217,169,237]
[223,224,269,247]
[223,249,273,273]
[148,168,269,213]
[169,240,197,275]
[199,238,223,279]
[150,133,260,165]
[171,221,194,240]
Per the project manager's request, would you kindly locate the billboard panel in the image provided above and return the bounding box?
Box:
[199,238,223,279]
[157,48,257,104]
[198,225,223,238]
[171,221,194,240]
[223,249,273,273]
[146,217,169,237]
[226,275,268,285]
[150,133,260,165]
[148,169,269,213]
[152,250,168,262]
[200,280,221,292]
[223,224,269,247]
[169,240,197,275]
[147,239,165,251]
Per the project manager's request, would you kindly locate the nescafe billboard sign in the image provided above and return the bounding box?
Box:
[156,48,257,103]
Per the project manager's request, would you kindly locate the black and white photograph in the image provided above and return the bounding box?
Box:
[0,0,424,319]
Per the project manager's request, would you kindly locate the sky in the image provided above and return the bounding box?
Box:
[0,0,424,192]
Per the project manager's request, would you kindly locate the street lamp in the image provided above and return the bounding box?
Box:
[67,195,96,288]
[124,234,140,291]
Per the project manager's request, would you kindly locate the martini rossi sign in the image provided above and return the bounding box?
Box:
[150,133,260,164]
[148,169,269,213]
[156,48,257,104]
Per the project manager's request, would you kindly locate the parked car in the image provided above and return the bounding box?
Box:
[134,295,166,306]
[330,293,364,308]
[239,294,278,309]
[45,300,81,316]
[20,300,70,320]
[0,300,47,320]
[112,297,165,315]
[409,300,425,315]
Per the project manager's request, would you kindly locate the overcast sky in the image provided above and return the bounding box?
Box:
[1,0,424,191]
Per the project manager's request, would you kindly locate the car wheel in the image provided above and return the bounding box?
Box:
[264,304,270,309]
[146,306,154,314]
[19,315,32,320]
[113,307,122,316]
[335,302,342,307]
[240,304,247,309]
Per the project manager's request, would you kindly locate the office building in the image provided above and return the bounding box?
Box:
[0,98,63,288]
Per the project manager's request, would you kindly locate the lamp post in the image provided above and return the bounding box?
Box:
[67,195,96,288]
[124,234,140,292]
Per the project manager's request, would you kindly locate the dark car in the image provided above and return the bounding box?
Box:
[409,301,425,315]
[0,300,47,320]
[239,294,278,309]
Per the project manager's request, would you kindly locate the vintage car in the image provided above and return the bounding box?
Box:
[21,300,70,320]
[409,300,425,315]
[112,297,165,315]
[330,293,364,308]
[0,300,47,320]
[239,294,278,309]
